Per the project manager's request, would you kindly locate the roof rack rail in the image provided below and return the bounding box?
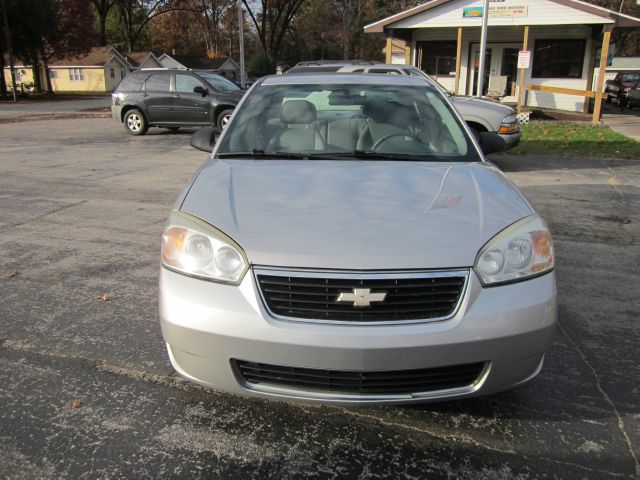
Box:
[294,59,383,67]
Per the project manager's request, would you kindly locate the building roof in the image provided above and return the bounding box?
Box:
[125,51,156,66]
[365,0,640,33]
[48,46,127,67]
[161,55,237,70]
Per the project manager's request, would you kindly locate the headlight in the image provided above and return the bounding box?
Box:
[161,211,248,284]
[474,215,553,286]
[498,114,519,134]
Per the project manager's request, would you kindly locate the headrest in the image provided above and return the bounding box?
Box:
[363,99,418,125]
[282,100,316,124]
[362,99,391,123]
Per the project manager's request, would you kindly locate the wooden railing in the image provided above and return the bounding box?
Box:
[525,84,596,98]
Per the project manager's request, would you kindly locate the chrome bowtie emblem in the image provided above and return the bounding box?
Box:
[336,288,387,308]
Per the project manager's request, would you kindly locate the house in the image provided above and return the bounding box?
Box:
[365,0,640,120]
[157,54,245,81]
[3,48,165,94]
[47,46,130,93]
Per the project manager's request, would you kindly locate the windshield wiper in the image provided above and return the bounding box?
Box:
[217,149,312,159]
[325,150,424,160]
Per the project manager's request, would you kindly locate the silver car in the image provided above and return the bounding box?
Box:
[160,74,556,405]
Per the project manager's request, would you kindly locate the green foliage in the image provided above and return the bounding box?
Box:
[247,51,273,77]
[508,123,640,159]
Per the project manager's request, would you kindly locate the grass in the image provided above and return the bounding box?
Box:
[506,123,640,159]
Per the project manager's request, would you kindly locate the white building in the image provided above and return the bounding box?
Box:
[365,0,640,118]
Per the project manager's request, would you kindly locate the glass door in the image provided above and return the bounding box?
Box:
[501,48,520,98]
[470,47,492,96]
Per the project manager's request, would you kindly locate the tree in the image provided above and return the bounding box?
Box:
[585,0,640,56]
[91,0,116,46]
[241,0,306,68]
[40,0,96,92]
[333,0,366,60]
[189,0,233,55]
[116,0,174,52]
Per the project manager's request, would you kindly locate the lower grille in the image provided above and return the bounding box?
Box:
[234,360,486,395]
[255,269,468,324]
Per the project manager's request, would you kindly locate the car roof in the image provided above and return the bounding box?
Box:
[261,73,429,87]
[294,60,382,67]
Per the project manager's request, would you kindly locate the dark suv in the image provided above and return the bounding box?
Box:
[111,69,244,135]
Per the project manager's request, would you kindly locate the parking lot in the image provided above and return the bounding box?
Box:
[1,117,639,478]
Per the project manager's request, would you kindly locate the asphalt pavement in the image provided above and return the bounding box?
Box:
[0,96,111,114]
[0,117,639,479]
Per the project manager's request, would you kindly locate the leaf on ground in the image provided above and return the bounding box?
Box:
[7,271,19,278]
[98,293,110,302]
[70,400,82,409]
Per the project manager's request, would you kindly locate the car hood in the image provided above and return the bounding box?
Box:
[451,95,515,116]
[180,160,533,270]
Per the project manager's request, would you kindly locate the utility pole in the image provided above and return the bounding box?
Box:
[237,0,246,89]
[1,0,17,102]
[476,0,489,97]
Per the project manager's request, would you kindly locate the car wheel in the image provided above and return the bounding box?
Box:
[124,109,148,135]
[217,109,234,129]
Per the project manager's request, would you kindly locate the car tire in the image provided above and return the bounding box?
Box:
[216,109,234,129]
[124,109,148,136]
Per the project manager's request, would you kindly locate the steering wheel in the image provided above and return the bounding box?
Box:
[371,133,426,152]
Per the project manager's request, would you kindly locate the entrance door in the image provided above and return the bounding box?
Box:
[470,46,493,96]
[468,43,522,99]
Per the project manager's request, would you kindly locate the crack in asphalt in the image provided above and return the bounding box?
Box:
[7,200,89,228]
[1,338,634,478]
[338,408,635,479]
[557,320,640,478]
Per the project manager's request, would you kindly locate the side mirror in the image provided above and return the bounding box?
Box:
[190,127,217,152]
[478,131,506,156]
[193,85,208,96]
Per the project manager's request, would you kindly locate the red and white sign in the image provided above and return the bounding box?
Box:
[518,50,531,69]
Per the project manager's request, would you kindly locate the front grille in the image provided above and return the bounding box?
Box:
[234,360,486,395]
[256,270,467,323]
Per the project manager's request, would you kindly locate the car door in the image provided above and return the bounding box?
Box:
[141,73,173,123]
[173,73,211,125]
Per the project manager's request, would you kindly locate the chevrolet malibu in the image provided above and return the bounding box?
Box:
[160,73,556,405]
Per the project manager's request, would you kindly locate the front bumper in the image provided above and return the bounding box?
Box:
[498,130,521,150]
[160,267,556,405]
[111,104,122,122]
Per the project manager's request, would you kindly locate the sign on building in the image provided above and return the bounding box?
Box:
[462,5,528,18]
[518,50,531,69]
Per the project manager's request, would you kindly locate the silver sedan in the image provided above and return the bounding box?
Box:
[160,74,556,405]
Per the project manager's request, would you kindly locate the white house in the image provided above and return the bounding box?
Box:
[365,0,640,119]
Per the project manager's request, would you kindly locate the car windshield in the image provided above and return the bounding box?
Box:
[198,72,241,92]
[216,83,479,162]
